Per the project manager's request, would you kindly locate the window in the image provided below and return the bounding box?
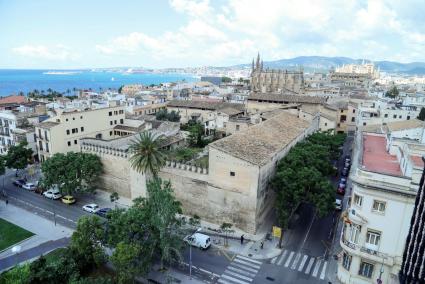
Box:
[354,194,363,207]
[120,119,124,124]
[341,110,344,113]
[366,230,381,247]
[349,224,361,244]
[110,131,113,136]
[359,261,374,278]
[114,111,117,115]
[236,125,240,131]
[363,122,366,126]
[353,109,356,113]
[71,128,78,134]
[230,171,235,177]
[372,200,386,213]
[72,117,75,120]
[46,142,49,153]
[66,118,69,122]
[342,252,352,270]
[80,116,83,119]
[109,111,112,116]
[399,115,402,119]
[114,120,117,124]
[351,117,355,122]
[74,140,78,145]
[67,141,71,146]
[407,116,411,120]
[110,121,113,125]
[81,127,84,132]
[66,130,70,135]
[384,113,388,118]
[393,114,397,119]
[325,122,328,126]
[340,115,347,122]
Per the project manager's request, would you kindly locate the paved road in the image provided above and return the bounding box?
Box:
[0,237,70,272]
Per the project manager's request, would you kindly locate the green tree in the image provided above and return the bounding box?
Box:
[69,215,106,273]
[271,132,344,247]
[418,107,425,121]
[187,122,205,147]
[385,85,399,98]
[220,222,233,247]
[155,109,168,121]
[0,263,30,284]
[106,178,184,278]
[5,141,33,171]
[111,242,144,284]
[129,131,166,177]
[221,76,232,83]
[110,192,119,208]
[41,152,102,195]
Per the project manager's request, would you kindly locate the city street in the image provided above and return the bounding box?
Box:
[0,135,352,284]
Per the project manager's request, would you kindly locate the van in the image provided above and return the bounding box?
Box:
[184,233,211,250]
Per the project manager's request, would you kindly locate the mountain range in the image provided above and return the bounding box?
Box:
[235,56,425,75]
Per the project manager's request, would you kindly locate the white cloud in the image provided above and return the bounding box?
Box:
[94,0,425,66]
[12,44,76,61]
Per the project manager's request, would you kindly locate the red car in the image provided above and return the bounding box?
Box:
[337,186,345,195]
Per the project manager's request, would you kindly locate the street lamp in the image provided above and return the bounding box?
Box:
[189,228,201,280]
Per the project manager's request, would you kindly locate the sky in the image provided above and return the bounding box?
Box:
[0,0,424,69]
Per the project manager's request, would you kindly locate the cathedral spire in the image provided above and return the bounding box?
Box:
[256,52,260,70]
[260,60,263,71]
[251,58,255,73]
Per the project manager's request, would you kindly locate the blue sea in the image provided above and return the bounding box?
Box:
[0,69,198,96]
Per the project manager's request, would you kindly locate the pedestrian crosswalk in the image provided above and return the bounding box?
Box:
[218,255,262,284]
[270,249,328,280]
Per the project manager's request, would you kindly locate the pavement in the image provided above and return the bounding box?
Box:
[0,203,72,272]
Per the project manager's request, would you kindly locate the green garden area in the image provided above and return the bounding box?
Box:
[0,218,34,251]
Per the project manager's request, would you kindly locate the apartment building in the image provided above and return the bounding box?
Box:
[337,130,424,284]
[357,100,419,128]
[35,106,125,161]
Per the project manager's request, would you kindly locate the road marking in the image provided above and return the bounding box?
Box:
[218,279,233,284]
[221,274,251,284]
[233,259,261,270]
[305,258,315,274]
[312,259,322,277]
[277,250,288,266]
[224,270,253,282]
[231,263,259,273]
[290,253,301,270]
[298,255,308,271]
[284,251,294,267]
[227,266,256,278]
[236,255,262,265]
[271,256,277,264]
[320,261,328,280]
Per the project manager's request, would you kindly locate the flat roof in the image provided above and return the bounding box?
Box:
[362,134,402,176]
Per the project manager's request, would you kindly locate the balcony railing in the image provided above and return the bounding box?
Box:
[360,246,387,258]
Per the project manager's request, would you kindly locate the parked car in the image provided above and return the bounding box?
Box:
[338,182,346,189]
[345,155,351,162]
[82,203,99,213]
[342,167,349,177]
[13,179,26,187]
[337,186,345,195]
[43,189,62,200]
[61,195,76,205]
[22,183,37,191]
[95,207,112,218]
[340,177,347,185]
[183,233,211,250]
[335,199,343,211]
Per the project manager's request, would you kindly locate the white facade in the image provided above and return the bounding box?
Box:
[337,133,422,284]
[0,111,19,154]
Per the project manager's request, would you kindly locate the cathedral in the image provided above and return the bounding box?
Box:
[251,53,304,94]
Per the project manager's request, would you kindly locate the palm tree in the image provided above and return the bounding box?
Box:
[129,131,166,178]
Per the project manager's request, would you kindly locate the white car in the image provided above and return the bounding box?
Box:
[184,233,211,250]
[335,199,343,211]
[43,189,62,200]
[22,183,37,191]
[82,203,99,213]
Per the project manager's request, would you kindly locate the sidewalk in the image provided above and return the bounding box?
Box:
[0,203,73,271]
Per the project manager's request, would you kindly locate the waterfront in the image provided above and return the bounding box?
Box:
[0,69,198,96]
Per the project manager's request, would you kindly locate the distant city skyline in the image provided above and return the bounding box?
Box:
[1,0,424,69]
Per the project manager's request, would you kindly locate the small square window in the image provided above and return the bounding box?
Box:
[230,171,235,177]
[66,130,70,135]
[73,117,75,120]
[66,118,69,122]
[109,111,112,116]
[74,140,77,145]
[354,194,363,207]
[67,141,71,146]
[80,116,83,119]
[372,200,386,213]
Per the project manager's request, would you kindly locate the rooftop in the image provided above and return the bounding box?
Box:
[36,121,60,129]
[410,155,424,168]
[386,119,424,132]
[0,95,26,105]
[167,100,245,111]
[209,112,309,166]
[362,134,402,176]
[248,93,326,104]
